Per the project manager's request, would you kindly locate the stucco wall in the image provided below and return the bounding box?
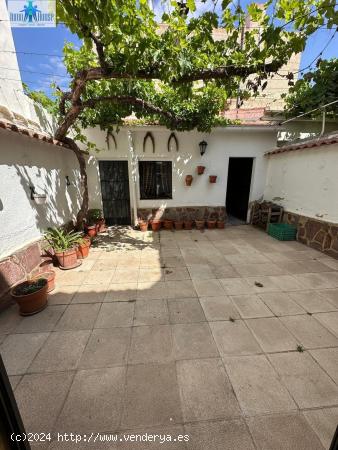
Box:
[0,130,82,258]
[85,126,277,221]
[264,144,338,223]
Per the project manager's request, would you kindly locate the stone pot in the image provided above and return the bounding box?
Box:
[11,279,48,316]
[209,175,217,183]
[33,271,56,293]
[185,175,193,186]
[151,220,161,232]
[174,220,184,230]
[183,220,193,230]
[138,220,149,232]
[163,219,173,230]
[197,166,205,175]
[207,219,217,229]
[55,248,78,269]
[195,219,205,230]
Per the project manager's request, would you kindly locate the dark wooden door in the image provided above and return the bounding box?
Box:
[99,161,131,225]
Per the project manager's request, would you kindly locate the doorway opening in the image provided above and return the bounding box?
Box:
[226,157,254,222]
[99,160,131,225]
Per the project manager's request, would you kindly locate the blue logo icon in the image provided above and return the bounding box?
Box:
[8,0,56,28]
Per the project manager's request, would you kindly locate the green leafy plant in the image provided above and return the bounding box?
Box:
[13,278,47,296]
[284,58,338,118]
[44,227,83,252]
[87,209,103,223]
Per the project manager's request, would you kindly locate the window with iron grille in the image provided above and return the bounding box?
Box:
[139,161,172,200]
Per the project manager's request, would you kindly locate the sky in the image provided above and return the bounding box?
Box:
[9,0,338,96]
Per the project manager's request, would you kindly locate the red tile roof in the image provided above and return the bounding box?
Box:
[0,118,70,148]
[265,132,338,156]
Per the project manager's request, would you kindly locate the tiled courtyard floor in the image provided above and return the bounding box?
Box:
[1,225,338,449]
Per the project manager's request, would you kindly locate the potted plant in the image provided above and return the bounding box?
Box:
[150,219,161,231]
[138,218,148,232]
[163,219,173,230]
[209,175,217,183]
[44,228,83,269]
[76,237,91,259]
[182,210,193,230]
[195,219,205,230]
[185,175,193,186]
[207,219,217,229]
[85,223,97,237]
[197,166,205,175]
[88,209,106,233]
[174,217,183,230]
[11,278,48,316]
[33,270,56,293]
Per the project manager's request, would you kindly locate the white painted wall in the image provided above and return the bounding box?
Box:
[85,126,277,222]
[264,144,338,223]
[0,130,82,257]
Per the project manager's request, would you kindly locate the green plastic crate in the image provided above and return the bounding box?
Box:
[268,223,297,241]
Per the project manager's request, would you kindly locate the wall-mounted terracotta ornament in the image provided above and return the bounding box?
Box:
[167,132,179,152]
[185,175,193,186]
[197,166,205,175]
[209,175,217,183]
[143,131,155,153]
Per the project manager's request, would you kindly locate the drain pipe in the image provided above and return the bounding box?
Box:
[127,130,138,226]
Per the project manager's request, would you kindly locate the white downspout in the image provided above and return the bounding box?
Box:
[127,130,138,226]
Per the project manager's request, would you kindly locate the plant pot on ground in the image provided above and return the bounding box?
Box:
[197,166,205,175]
[163,219,173,230]
[217,219,225,229]
[33,271,56,293]
[195,219,205,230]
[207,219,217,229]
[76,238,91,259]
[44,227,83,269]
[151,219,161,232]
[11,278,48,316]
[87,209,106,233]
[138,219,149,232]
[174,220,183,230]
[85,224,97,237]
[183,220,193,230]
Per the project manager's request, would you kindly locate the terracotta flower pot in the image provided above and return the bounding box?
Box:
[33,271,56,293]
[163,220,173,230]
[11,279,48,316]
[86,225,97,238]
[197,166,205,175]
[77,241,90,259]
[151,220,161,232]
[185,175,193,186]
[138,220,148,232]
[207,219,217,229]
[55,248,78,268]
[209,175,217,183]
[195,220,205,230]
[183,220,193,230]
[217,220,225,229]
[174,220,183,230]
[96,219,106,233]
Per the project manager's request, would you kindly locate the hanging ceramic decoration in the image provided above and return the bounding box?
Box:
[143,131,155,153]
[167,132,179,152]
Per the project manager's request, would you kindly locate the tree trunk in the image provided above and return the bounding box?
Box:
[63,137,88,230]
